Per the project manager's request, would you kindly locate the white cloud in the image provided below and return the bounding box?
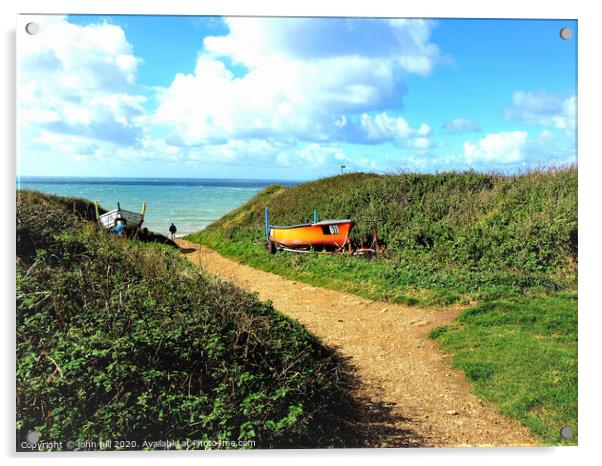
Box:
[277,143,349,167]
[113,137,349,171]
[560,95,577,131]
[324,113,432,145]
[416,123,432,136]
[441,117,481,134]
[408,137,434,150]
[358,113,412,142]
[20,16,139,93]
[154,18,441,146]
[19,16,577,178]
[505,91,576,132]
[204,18,440,75]
[31,131,98,156]
[19,16,146,147]
[19,16,442,176]
[461,129,576,170]
[463,131,528,164]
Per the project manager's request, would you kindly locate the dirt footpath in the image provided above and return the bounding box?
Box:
[176,239,538,448]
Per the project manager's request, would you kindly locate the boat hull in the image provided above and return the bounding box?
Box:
[98,208,143,230]
[269,220,354,250]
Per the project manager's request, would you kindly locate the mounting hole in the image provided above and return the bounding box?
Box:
[25,22,39,35]
[560,426,573,439]
[26,430,40,443]
[559,27,572,40]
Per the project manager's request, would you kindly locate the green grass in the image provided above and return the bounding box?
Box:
[429,294,577,445]
[16,191,355,450]
[186,167,578,445]
[192,228,568,307]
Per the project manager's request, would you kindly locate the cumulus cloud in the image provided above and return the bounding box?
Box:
[441,117,481,134]
[331,113,431,145]
[407,136,434,150]
[19,16,146,148]
[505,91,576,132]
[19,16,445,175]
[463,131,528,164]
[205,18,440,74]
[357,113,412,141]
[462,129,575,170]
[277,143,349,167]
[154,17,441,146]
[19,16,578,178]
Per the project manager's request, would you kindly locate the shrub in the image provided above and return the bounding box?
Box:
[16,193,350,450]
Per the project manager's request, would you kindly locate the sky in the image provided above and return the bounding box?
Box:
[17,15,577,180]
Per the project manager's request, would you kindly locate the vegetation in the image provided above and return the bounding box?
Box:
[16,191,353,450]
[429,294,577,445]
[188,168,577,306]
[186,167,578,445]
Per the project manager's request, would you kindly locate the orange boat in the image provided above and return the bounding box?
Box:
[266,216,354,253]
[269,219,354,249]
[264,207,354,253]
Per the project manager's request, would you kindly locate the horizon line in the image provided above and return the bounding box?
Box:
[16,175,304,182]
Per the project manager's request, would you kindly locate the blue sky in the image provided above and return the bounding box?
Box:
[18,16,577,180]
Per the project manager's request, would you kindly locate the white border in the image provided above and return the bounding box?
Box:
[3,1,600,465]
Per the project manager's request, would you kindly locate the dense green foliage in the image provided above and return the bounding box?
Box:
[429,294,578,445]
[17,190,177,251]
[186,167,578,445]
[16,192,351,450]
[188,167,577,305]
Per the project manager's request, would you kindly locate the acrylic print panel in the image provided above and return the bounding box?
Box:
[16,15,577,450]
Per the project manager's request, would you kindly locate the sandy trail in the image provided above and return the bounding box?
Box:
[176,239,537,448]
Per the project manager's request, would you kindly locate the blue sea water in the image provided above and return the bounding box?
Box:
[17,177,296,237]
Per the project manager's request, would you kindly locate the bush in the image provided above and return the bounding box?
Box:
[16,193,350,450]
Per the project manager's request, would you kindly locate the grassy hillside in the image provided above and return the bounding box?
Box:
[16,191,354,450]
[188,167,577,305]
[187,167,578,444]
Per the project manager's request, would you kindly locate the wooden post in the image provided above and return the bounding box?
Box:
[94,201,99,221]
[373,223,379,252]
[265,207,269,241]
[136,202,147,238]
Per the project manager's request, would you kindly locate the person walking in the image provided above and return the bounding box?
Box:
[169,222,177,240]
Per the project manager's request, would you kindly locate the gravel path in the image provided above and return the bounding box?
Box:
[176,239,538,448]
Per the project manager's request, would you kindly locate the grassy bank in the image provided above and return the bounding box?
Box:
[186,167,578,445]
[16,191,354,449]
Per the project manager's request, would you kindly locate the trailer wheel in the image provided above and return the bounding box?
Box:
[265,240,276,254]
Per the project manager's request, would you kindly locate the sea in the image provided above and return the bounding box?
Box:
[17,177,297,237]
